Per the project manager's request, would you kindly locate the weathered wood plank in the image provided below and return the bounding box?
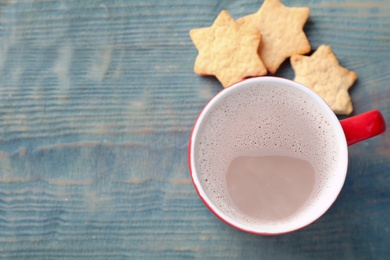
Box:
[0,0,389,259]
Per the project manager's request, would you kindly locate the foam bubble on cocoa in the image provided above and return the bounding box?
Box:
[194,82,341,230]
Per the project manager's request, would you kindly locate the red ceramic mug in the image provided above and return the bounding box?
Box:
[188,77,386,235]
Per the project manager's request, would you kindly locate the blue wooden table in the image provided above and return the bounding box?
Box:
[0,0,389,259]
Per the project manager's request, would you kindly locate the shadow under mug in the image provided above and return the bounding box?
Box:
[188,77,386,235]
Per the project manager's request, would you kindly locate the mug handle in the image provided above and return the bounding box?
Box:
[340,110,386,146]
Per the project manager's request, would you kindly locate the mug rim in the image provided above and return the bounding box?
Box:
[188,76,349,235]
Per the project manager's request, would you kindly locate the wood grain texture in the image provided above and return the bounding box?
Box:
[0,0,389,259]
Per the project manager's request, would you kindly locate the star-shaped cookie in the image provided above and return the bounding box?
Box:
[237,0,311,74]
[189,10,267,88]
[291,45,357,115]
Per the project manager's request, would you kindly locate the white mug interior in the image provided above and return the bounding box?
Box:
[189,77,348,235]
